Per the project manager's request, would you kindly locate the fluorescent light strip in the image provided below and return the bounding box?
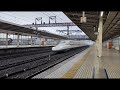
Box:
[101,11,103,17]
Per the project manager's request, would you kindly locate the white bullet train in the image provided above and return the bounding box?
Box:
[52,40,94,51]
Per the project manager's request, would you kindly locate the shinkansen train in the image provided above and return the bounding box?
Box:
[52,40,94,51]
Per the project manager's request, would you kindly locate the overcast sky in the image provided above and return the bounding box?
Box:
[0,11,86,35]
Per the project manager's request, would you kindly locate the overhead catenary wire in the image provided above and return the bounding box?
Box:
[48,12,71,36]
[51,12,83,35]
[51,12,65,22]
[0,12,83,36]
[9,12,35,22]
[0,12,53,34]
[0,12,32,24]
[0,12,39,39]
[39,12,59,33]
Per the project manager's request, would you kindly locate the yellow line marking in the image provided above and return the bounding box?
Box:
[62,46,93,78]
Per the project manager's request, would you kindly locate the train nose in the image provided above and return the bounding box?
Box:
[52,46,62,51]
[52,46,59,51]
[52,47,56,51]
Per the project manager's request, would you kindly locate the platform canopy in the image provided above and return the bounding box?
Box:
[0,19,67,39]
[64,11,120,41]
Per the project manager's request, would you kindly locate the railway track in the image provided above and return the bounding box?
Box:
[0,46,89,79]
[0,46,52,60]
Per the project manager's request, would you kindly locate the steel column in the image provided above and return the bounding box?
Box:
[31,36,33,46]
[6,33,8,47]
[118,36,120,53]
[17,34,20,47]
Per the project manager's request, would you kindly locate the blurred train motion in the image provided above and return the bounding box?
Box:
[52,40,94,51]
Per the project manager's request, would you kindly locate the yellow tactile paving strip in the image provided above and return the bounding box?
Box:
[62,46,93,78]
[74,50,95,78]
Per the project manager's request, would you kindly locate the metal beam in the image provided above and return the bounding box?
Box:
[103,11,119,37]
[17,34,20,47]
[23,22,76,27]
[56,30,82,32]
[6,33,8,47]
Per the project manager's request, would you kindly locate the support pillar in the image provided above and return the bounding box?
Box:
[67,26,69,38]
[94,11,104,78]
[6,33,8,47]
[31,36,32,46]
[21,35,22,46]
[97,12,103,58]
[17,34,20,47]
[118,36,120,53]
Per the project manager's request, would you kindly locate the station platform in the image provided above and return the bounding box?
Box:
[32,44,120,79]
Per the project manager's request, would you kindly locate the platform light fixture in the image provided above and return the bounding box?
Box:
[80,11,87,23]
[94,26,96,31]
[100,11,104,17]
